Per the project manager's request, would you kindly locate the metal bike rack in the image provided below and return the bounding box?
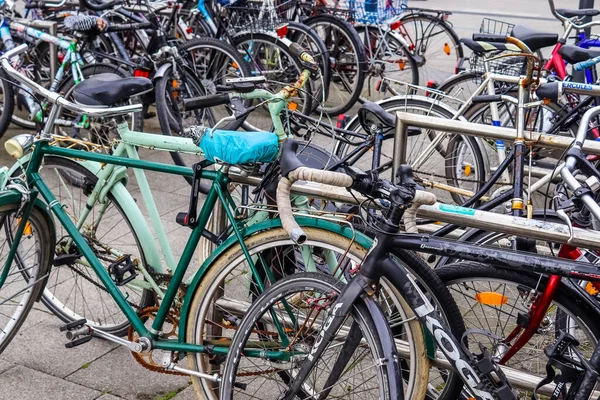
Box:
[391,111,600,183]
[16,20,58,79]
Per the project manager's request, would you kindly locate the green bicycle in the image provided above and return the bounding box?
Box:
[0,39,433,399]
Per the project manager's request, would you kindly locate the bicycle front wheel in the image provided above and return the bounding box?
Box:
[0,68,15,137]
[220,272,395,399]
[0,202,54,354]
[437,262,600,398]
[185,227,428,399]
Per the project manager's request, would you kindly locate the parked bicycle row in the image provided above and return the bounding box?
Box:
[6,0,600,399]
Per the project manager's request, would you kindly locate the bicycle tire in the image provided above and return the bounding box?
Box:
[399,12,464,85]
[286,21,331,107]
[303,14,366,115]
[220,272,395,399]
[356,27,419,102]
[337,97,485,205]
[30,156,153,336]
[0,68,15,138]
[232,31,313,126]
[436,261,600,397]
[185,227,429,400]
[0,201,54,354]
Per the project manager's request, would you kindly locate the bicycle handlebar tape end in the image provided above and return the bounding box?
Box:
[535,82,560,104]
[64,15,108,33]
[403,191,437,234]
[574,55,600,71]
[276,176,307,245]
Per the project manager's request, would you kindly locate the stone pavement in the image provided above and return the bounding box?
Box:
[0,0,589,398]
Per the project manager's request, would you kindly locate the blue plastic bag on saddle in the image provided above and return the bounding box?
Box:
[199,129,279,165]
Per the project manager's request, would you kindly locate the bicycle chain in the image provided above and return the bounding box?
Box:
[127,306,187,376]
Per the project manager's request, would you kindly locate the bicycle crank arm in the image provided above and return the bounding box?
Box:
[162,361,247,390]
[87,325,146,353]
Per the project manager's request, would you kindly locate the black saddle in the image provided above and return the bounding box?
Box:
[73,73,153,106]
[358,102,396,131]
[558,45,600,64]
[511,25,558,51]
[556,8,600,19]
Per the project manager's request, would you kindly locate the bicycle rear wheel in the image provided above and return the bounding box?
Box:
[32,157,153,336]
[0,202,54,354]
[303,14,366,115]
[399,12,463,85]
[0,68,15,138]
[220,272,395,399]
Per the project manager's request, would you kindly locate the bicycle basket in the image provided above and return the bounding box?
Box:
[320,0,407,24]
[468,17,525,81]
[222,0,297,33]
[479,17,515,35]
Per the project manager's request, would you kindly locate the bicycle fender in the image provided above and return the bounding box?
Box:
[363,296,404,399]
[77,160,129,203]
[178,217,374,340]
[153,63,172,81]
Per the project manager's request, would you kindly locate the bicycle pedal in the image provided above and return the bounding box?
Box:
[108,255,138,286]
[59,318,88,332]
[65,335,92,349]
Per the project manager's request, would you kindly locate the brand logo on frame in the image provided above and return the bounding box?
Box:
[562,82,593,91]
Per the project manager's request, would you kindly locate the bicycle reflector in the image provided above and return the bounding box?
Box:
[475,292,508,306]
[390,21,401,30]
[444,43,451,56]
[276,25,288,38]
[134,69,150,78]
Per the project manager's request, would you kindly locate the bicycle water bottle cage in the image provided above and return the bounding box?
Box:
[533,331,587,400]
[200,130,279,165]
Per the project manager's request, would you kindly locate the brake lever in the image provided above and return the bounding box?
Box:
[553,196,575,243]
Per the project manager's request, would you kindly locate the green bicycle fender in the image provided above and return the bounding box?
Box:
[8,155,163,273]
[177,216,373,341]
[0,190,52,217]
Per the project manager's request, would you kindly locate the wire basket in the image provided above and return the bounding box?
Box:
[317,0,407,24]
[221,0,297,34]
[479,17,515,35]
[468,17,525,81]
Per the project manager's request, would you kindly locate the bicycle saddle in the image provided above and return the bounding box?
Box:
[358,102,396,131]
[73,73,153,106]
[460,38,516,54]
[510,25,558,51]
[556,8,600,19]
[200,130,279,165]
[558,45,600,64]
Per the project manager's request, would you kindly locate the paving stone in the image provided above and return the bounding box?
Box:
[170,385,199,400]
[0,359,13,374]
[0,365,100,400]
[67,346,191,400]
[95,394,124,400]
[1,317,117,379]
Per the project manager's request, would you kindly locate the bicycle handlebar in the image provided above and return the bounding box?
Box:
[0,44,142,118]
[574,55,600,71]
[276,140,438,244]
[548,0,600,30]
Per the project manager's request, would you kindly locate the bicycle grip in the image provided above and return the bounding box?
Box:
[471,95,503,104]
[574,56,600,71]
[183,93,230,111]
[472,33,508,43]
[288,42,306,59]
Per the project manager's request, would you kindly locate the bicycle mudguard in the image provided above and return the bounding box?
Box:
[0,166,8,191]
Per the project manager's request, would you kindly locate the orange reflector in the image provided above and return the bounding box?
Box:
[398,60,405,70]
[464,165,472,177]
[587,282,599,296]
[172,80,179,100]
[17,219,32,235]
[444,43,451,56]
[232,62,239,69]
[475,292,508,306]
[288,102,298,111]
